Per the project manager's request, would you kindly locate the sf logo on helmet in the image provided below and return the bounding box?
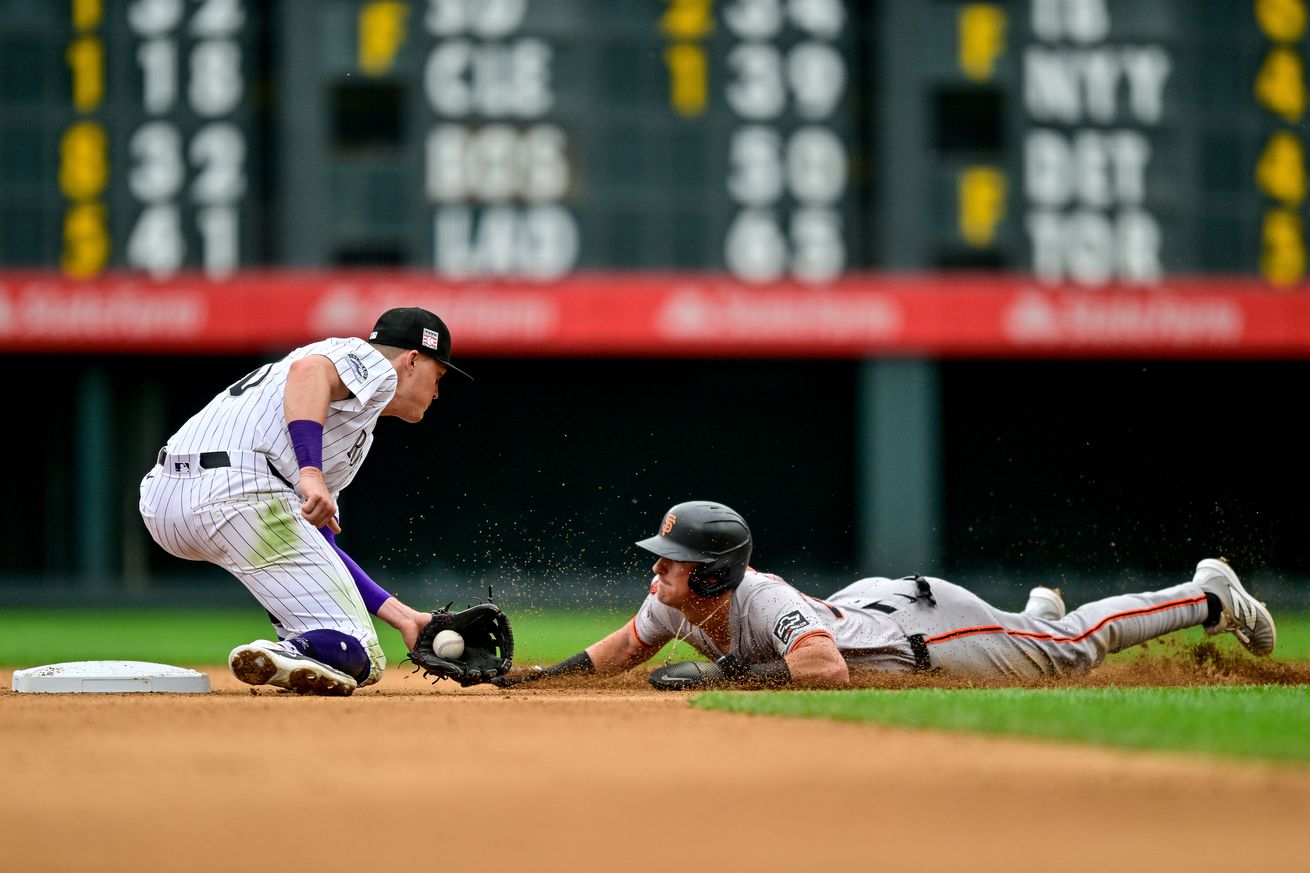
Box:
[661,514,677,535]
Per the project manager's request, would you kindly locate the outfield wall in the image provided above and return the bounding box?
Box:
[4,336,1307,609]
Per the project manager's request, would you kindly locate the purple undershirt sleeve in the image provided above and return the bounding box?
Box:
[319,527,393,615]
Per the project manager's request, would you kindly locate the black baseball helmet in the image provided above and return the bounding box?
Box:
[636,501,753,597]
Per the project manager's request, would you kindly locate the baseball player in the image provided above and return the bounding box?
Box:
[139,307,471,696]
[497,501,1277,689]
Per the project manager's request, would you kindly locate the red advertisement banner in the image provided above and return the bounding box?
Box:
[1,271,1307,358]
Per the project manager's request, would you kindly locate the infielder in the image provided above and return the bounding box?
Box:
[497,501,1277,689]
[139,307,470,696]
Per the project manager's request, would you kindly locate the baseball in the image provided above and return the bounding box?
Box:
[432,629,464,659]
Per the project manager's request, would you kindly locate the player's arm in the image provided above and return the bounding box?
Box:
[284,355,350,531]
[698,634,847,690]
[316,526,426,646]
[782,633,849,687]
[586,620,661,674]
[492,619,660,688]
[375,596,431,651]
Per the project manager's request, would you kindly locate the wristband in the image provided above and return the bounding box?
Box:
[543,650,596,677]
[491,650,594,688]
[287,419,324,470]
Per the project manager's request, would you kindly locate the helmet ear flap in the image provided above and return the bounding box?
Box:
[687,561,746,598]
[687,566,724,598]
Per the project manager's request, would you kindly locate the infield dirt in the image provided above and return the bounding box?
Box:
[3,654,1309,873]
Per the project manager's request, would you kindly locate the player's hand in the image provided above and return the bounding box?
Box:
[377,598,430,651]
[298,468,340,531]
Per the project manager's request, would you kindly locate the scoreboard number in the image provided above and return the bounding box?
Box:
[1254,47,1306,123]
[723,0,849,283]
[121,0,250,278]
[1255,0,1309,284]
[61,5,110,277]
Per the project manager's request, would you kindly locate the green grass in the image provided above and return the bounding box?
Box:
[693,686,1310,763]
[687,614,1310,765]
[0,607,635,667]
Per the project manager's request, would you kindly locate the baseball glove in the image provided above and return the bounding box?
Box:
[407,602,515,687]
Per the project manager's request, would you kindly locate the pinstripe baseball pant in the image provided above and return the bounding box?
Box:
[139,451,385,683]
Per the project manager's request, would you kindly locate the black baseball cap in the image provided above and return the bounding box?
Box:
[369,307,472,381]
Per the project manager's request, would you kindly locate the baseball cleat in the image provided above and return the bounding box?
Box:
[1023,586,1066,621]
[1192,558,1276,657]
[229,640,358,696]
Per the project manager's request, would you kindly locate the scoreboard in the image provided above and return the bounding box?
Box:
[276,0,858,281]
[882,0,1310,287]
[1,0,1308,288]
[0,0,257,277]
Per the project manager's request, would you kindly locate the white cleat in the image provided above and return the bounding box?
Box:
[1192,558,1276,657]
[228,640,358,696]
[1023,586,1066,621]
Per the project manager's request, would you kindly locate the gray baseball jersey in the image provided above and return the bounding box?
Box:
[138,338,397,682]
[632,569,915,669]
[633,570,1209,680]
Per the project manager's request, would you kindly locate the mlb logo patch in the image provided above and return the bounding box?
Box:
[421,327,440,350]
[174,461,191,473]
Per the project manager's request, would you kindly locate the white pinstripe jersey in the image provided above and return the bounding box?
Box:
[165,338,396,499]
[632,569,910,664]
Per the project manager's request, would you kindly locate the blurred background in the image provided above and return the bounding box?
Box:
[2,0,1308,612]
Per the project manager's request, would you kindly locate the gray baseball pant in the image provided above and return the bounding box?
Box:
[834,575,1208,679]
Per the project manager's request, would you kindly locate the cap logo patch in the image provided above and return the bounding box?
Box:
[422,327,441,350]
[661,513,676,535]
[368,330,379,340]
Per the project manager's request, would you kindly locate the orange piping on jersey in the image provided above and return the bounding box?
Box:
[629,618,654,648]
[924,595,1207,646]
[804,595,845,620]
[786,629,835,653]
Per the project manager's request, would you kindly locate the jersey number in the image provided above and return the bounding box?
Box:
[229,363,273,396]
[347,431,368,465]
